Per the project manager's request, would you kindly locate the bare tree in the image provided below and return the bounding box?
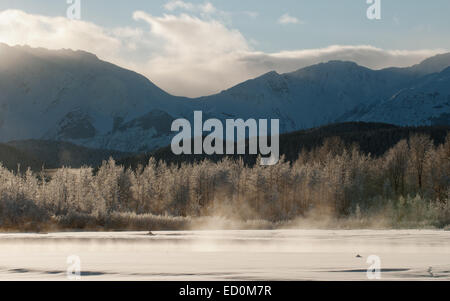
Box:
[385,140,409,196]
[408,134,433,192]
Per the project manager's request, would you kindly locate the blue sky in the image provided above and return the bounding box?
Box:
[1,0,449,51]
[0,0,449,96]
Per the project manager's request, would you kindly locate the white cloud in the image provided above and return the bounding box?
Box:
[164,1,216,15]
[131,11,250,96]
[200,2,216,14]
[278,13,301,25]
[164,0,194,11]
[0,9,446,97]
[0,10,122,55]
[239,45,446,75]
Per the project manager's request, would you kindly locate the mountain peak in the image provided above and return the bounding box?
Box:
[288,60,367,77]
[323,60,359,67]
[285,60,371,83]
[0,43,99,63]
[410,52,450,75]
[259,70,280,79]
[310,60,360,69]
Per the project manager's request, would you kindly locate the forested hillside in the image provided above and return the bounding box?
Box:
[7,140,129,169]
[0,143,43,171]
[118,122,450,168]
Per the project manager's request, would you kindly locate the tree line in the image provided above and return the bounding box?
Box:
[0,132,449,230]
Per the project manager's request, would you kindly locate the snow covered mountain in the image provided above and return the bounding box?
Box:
[196,61,421,132]
[0,43,449,153]
[345,66,450,126]
[0,44,197,152]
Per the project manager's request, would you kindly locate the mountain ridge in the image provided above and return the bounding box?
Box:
[1,44,450,153]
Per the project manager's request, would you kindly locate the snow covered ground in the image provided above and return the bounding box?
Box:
[0,230,449,281]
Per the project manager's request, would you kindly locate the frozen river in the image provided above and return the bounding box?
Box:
[0,230,449,280]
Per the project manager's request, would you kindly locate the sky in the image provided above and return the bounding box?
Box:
[0,0,449,97]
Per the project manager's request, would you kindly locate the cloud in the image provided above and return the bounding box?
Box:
[0,10,122,55]
[240,45,446,75]
[0,9,446,97]
[130,11,251,96]
[164,0,195,11]
[278,13,301,25]
[164,1,217,15]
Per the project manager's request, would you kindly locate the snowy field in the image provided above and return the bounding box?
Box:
[0,230,449,281]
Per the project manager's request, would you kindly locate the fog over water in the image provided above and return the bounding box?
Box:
[0,230,449,280]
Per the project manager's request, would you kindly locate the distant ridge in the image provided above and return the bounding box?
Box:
[1,44,450,153]
[117,122,450,168]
